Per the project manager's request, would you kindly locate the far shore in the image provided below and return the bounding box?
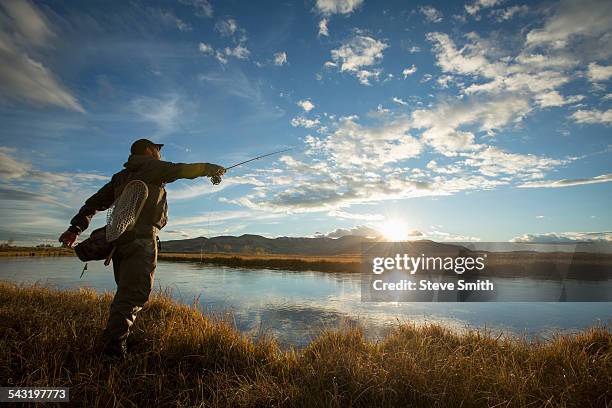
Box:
[2,246,611,279]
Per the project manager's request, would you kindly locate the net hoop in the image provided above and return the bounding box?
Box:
[106,180,149,242]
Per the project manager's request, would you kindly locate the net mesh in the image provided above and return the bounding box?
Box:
[106,180,149,242]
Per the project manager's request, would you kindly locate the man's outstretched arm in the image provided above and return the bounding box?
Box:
[154,161,225,183]
[59,178,115,247]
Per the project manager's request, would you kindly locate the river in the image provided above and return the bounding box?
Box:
[1,257,610,347]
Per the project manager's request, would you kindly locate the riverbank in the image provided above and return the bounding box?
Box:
[0,282,609,407]
[2,247,612,278]
[0,246,73,257]
[159,251,361,272]
[0,246,361,272]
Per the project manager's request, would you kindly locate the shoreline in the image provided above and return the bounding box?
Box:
[2,247,611,279]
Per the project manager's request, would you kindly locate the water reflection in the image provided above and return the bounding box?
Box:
[0,257,610,347]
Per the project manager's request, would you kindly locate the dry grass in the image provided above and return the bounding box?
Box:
[0,281,610,407]
[0,247,73,257]
[159,252,361,273]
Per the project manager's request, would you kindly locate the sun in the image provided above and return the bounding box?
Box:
[378,219,409,241]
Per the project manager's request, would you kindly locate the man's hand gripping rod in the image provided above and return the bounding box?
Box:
[211,147,294,184]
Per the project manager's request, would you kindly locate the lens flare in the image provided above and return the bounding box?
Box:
[379,219,409,241]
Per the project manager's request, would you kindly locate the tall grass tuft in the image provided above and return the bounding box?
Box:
[0,281,609,407]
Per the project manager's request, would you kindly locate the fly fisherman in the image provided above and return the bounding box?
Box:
[58,139,225,359]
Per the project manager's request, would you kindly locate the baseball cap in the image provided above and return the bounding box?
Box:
[130,139,164,155]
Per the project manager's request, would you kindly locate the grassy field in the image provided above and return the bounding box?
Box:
[0,282,610,407]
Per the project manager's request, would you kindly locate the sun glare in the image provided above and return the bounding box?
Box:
[379,219,409,241]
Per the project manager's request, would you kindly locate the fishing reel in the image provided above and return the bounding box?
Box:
[210,174,222,185]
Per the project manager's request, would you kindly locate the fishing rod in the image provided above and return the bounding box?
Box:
[210,147,295,184]
[226,147,295,170]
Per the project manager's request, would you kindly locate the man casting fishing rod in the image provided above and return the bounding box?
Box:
[58,139,226,358]
[58,139,290,359]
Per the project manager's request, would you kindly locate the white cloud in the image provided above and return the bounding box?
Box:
[0,0,84,112]
[290,116,320,128]
[420,74,433,83]
[525,0,612,49]
[490,5,529,22]
[462,146,567,178]
[518,173,612,188]
[354,69,383,85]
[315,0,364,16]
[225,44,250,60]
[200,42,250,63]
[419,6,443,23]
[465,0,503,16]
[512,231,612,243]
[436,74,454,88]
[535,91,584,108]
[327,34,388,85]
[297,99,315,112]
[587,62,612,82]
[427,31,579,101]
[307,115,422,169]
[318,19,329,37]
[273,52,287,66]
[402,65,417,78]
[329,35,387,71]
[215,18,239,37]
[571,109,612,125]
[317,225,380,238]
[198,42,214,54]
[392,97,408,106]
[411,95,531,155]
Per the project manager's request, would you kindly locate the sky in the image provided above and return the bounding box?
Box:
[0,0,611,245]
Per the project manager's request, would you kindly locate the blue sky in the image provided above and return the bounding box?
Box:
[0,0,610,245]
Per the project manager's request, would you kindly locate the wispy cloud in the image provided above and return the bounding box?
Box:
[518,174,612,188]
[0,0,84,112]
[512,231,612,243]
[419,6,443,23]
[132,95,181,136]
[179,0,213,18]
[525,0,612,49]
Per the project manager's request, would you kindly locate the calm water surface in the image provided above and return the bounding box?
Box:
[1,257,610,347]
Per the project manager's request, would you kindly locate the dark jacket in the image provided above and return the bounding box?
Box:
[69,155,218,234]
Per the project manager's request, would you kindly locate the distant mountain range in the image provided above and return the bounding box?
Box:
[160,234,466,256]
